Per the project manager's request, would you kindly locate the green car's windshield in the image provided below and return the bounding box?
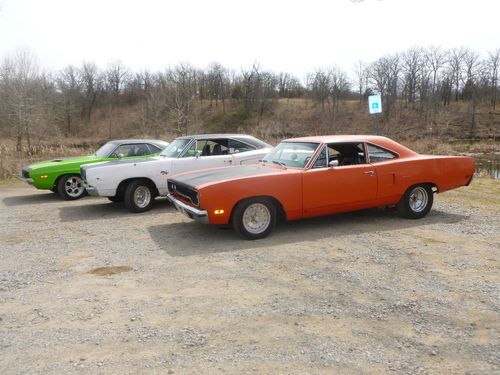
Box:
[93,142,117,158]
[160,139,191,158]
[263,142,319,168]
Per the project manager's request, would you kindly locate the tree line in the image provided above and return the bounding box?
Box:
[0,46,498,151]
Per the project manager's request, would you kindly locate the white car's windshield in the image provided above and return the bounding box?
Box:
[160,139,191,158]
[263,142,319,168]
[93,142,117,158]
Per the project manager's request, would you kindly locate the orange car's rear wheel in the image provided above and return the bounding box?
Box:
[232,197,276,240]
[397,184,433,219]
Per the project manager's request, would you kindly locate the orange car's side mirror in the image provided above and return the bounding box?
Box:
[329,160,339,168]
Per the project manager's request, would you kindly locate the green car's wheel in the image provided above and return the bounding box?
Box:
[124,180,156,213]
[57,174,86,200]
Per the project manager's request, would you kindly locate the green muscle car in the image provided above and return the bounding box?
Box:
[20,139,169,200]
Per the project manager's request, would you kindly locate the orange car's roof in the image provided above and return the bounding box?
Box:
[284,135,418,157]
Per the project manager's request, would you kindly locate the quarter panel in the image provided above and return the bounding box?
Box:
[198,172,303,225]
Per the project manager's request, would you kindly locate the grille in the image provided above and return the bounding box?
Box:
[22,168,29,179]
[168,180,199,206]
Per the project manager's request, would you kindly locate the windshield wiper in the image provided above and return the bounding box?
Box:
[271,160,287,167]
[259,159,269,163]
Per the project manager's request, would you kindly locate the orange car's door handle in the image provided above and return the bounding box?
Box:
[364,171,374,176]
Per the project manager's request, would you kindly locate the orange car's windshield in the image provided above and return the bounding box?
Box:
[263,142,319,168]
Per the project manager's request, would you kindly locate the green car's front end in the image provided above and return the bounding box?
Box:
[19,139,169,200]
[21,155,106,191]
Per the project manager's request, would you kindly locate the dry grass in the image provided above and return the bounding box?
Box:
[442,176,500,209]
[0,141,98,179]
[1,98,498,178]
[403,138,500,155]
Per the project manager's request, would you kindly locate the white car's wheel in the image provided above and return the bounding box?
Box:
[124,180,156,213]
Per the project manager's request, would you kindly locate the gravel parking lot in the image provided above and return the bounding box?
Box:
[0,183,499,374]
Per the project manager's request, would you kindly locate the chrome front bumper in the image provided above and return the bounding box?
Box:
[166,194,208,224]
[82,181,98,196]
[85,186,99,196]
[18,176,33,185]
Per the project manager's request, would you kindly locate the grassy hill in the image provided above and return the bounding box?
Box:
[1,98,498,180]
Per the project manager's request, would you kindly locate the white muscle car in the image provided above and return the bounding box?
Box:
[81,134,273,212]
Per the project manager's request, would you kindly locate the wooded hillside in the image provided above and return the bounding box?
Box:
[0,46,499,152]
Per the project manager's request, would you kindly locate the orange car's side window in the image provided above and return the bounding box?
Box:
[326,143,366,167]
[367,144,397,163]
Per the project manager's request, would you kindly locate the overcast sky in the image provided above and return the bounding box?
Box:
[0,0,499,77]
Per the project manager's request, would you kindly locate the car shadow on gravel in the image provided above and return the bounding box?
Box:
[2,192,62,206]
[148,208,468,256]
[58,198,174,221]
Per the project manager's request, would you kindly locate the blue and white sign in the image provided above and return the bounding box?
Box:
[368,94,382,114]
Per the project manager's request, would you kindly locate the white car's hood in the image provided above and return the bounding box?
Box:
[81,155,171,172]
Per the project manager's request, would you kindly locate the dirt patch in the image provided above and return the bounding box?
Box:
[88,266,132,276]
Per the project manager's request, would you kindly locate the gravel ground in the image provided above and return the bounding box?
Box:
[0,183,498,374]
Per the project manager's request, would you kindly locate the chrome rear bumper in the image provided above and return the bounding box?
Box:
[166,194,208,224]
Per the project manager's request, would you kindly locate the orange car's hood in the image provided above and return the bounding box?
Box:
[169,164,290,189]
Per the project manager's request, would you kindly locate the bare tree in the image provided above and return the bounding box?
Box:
[309,69,331,111]
[105,60,128,99]
[486,49,500,109]
[166,63,197,135]
[207,62,228,111]
[0,50,41,151]
[449,48,466,101]
[353,60,368,102]
[79,61,101,125]
[368,54,400,115]
[401,48,424,108]
[425,46,447,97]
[56,65,82,134]
[329,67,350,116]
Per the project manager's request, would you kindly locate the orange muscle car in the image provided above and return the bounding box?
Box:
[166,135,475,239]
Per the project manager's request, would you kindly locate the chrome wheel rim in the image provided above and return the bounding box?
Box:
[65,176,84,198]
[409,186,428,212]
[242,203,271,234]
[134,186,151,208]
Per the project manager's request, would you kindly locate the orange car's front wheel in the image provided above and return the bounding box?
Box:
[232,197,277,240]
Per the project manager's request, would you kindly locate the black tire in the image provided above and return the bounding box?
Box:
[108,196,124,203]
[124,180,156,213]
[232,197,277,240]
[397,184,434,219]
[57,174,86,200]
